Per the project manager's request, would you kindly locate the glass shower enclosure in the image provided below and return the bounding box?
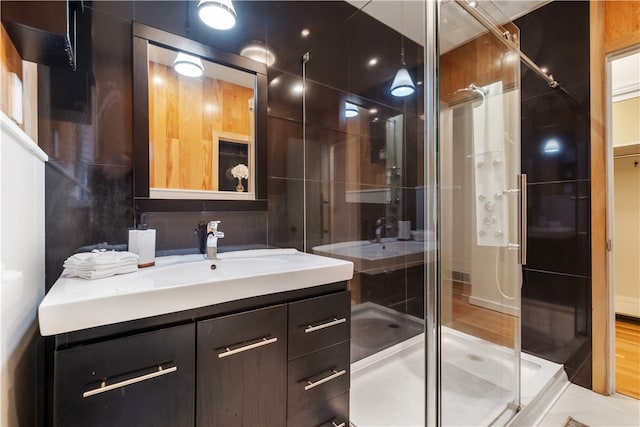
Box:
[293,1,527,425]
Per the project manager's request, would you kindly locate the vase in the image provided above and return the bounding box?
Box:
[235,178,244,192]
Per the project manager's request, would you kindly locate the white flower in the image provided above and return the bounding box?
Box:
[231,163,249,180]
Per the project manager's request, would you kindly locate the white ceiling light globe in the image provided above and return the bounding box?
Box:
[173,52,204,78]
[390,68,415,97]
[198,0,237,30]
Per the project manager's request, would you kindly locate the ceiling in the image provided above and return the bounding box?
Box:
[347,0,549,53]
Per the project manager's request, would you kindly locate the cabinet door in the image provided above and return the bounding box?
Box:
[288,291,350,360]
[53,323,195,427]
[197,304,287,427]
[287,341,350,417]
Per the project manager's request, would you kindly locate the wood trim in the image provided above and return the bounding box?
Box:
[590,0,610,395]
[1,23,37,142]
[604,0,640,54]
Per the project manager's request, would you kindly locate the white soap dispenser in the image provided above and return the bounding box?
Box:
[128,214,156,268]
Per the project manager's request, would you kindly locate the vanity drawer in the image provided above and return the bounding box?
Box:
[287,341,350,416]
[287,391,349,427]
[288,291,350,360]
[53,323,195,427]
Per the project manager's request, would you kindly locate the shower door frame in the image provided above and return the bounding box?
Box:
[429,0,534,425]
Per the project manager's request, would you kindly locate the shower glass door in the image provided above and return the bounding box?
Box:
[438,1,524,425]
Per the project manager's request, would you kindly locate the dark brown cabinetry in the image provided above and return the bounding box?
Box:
[1,0,77,68]
[53,323,195,427]
[50,289,350,427]
[287,292,351,427]
[197,305,287,427]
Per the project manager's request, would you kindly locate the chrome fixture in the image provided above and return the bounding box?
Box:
[453,83,488,105]
[206,220,225,259]
[374,217,386,243]
[454,0,559,89]
[173,52,204,77]
[390,36,415,97]
[198,0,237,30]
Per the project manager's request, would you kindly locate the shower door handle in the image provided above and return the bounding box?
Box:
[518,174,527,265]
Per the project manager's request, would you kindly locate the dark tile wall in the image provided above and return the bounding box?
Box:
[38,0,424,307]
[515,1,592,388]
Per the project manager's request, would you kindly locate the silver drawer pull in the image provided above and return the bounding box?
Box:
[304,317,347,333]
[218,336,278,358]
[304,369,346,391]
[83,365,177,398]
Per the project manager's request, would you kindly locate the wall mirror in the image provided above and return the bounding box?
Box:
[133,23,267,212]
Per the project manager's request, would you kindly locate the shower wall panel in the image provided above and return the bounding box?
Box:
[515,0,593,388]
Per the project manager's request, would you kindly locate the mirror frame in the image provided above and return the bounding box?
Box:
[132,23,268,212]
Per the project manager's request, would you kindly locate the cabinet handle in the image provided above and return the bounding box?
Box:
[304,317,347,333]
[218,336,278,358]
[83,365,177,398]
[304,369,347,391]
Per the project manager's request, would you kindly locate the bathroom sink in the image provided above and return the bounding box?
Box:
[312,238,436,274]
[144,257,295,288]
[38,249,353,336]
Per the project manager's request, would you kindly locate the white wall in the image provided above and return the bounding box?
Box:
[0,112,47,426]
[613,151,640,317]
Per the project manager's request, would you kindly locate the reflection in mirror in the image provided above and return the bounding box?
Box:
[147,44,256,200]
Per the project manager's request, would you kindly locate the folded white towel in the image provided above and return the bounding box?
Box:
[63,250,139,280]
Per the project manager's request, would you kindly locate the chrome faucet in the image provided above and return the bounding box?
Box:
[374,217,386,243]
[206,221,225,259]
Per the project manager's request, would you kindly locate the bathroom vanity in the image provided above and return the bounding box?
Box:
[40,250,353,427]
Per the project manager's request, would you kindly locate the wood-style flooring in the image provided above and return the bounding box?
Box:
[616,318,640,399]
[449,281,516,348]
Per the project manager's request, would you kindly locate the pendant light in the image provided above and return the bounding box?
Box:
[198,0,237,30]
[173,52,204,78]
[390,36,415,97]
[344,101,359,118]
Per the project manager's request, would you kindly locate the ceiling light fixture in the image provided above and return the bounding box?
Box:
[543,138,561,154]
[345,102,359,118]
[291,83,304,95]
[301,28,310,37]
[198,0,237,30]
[240,42,276,66]
[368,57,379,67]
[390,37,415,97]
[173,52,204,77]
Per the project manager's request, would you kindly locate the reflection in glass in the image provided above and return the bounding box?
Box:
[147,44,255,200]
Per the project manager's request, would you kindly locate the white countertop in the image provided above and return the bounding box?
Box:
[39,249,353,336]
[312,238,436,274]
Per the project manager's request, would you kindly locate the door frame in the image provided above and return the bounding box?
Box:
[605,45,640,395]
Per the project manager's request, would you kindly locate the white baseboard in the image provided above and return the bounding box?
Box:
[469,295,519,316]
[615,295,640,318]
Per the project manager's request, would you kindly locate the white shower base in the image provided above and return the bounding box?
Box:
[350,325,568,426]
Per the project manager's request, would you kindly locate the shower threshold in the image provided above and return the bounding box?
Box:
[349,303,568,426]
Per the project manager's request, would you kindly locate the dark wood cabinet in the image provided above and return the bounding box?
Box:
[50,288,350,427]
[1,0,77,68]
[288,291,351,360]
[196,305,287,427]
[287,292,351,426]
[53,323,195,427]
